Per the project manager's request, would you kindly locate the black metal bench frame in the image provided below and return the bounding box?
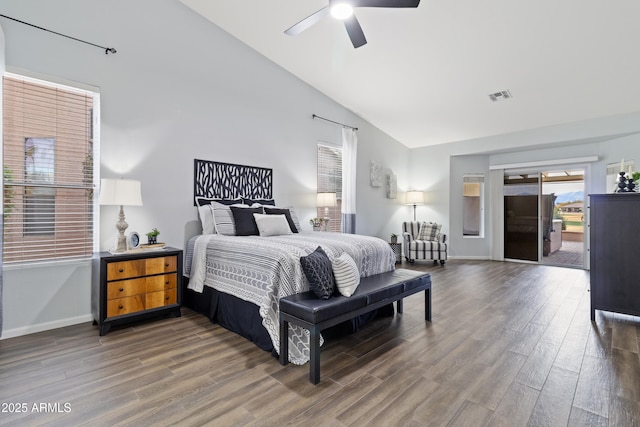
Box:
[279,270,431,384]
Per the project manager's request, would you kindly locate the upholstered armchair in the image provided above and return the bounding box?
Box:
[402,221,448,265]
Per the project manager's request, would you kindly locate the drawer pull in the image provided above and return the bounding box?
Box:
[119,268,124,273]
[165,263,169,267]
[165,296,170,300]
[119,305,123,309]
[119,288,124,292]
[165,281,169,285]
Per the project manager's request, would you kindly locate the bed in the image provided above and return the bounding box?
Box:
[183,159,397,364]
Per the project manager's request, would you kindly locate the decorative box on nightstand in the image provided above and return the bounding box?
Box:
[91,247,183,335]
[389,242,402,264]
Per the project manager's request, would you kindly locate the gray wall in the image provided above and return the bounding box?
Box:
[0,0,409,337]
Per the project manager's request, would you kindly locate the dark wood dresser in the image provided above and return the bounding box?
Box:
[589,194,640,320]
[91,247,183,335]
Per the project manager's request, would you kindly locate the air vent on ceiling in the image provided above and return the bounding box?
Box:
[489,90,512,102]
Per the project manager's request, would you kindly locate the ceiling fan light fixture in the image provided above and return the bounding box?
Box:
[330,3,354,20]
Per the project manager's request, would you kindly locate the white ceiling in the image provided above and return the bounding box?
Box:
[179,0,640,149]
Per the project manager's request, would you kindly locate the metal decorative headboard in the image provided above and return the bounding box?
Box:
[193,159,273,204]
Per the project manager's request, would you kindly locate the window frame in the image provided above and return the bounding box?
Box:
[317,143,342,232]
[2,72,100,265]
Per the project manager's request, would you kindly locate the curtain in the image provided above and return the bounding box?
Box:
[0,24,5,337]
[341,127,357,234]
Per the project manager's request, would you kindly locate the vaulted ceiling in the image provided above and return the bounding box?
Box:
[179,0,640,149]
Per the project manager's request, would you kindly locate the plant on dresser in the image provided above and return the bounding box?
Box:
[91,247,183,335]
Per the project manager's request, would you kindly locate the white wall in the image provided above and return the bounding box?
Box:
[0,0,409,337]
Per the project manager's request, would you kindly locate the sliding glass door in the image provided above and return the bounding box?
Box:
[504,173,540,262]
[502,168,586,267]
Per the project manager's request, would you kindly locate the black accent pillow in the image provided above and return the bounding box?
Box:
[264,207,298,233]
[230,206,264,236]
[243,197,276,206]
[300,246,335,299]
[195,197,242,207]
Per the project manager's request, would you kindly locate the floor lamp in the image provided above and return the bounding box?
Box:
[405,190,424,221]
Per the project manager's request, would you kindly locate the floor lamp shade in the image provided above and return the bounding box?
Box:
[100,178,143,252]
[406,191,424,221]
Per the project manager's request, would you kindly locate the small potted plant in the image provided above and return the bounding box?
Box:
[390,233,398,244]
[146,227,160,245]
[309,218,324,231]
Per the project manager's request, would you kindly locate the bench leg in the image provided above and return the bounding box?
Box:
[309,326,321,384]
[397,298,403,314]
[425,288,432,322]
[279,317,289,366]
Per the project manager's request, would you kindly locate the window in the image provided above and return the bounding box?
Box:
[3,74,98,263]
[463,174,484,237]
[317,144,342,232]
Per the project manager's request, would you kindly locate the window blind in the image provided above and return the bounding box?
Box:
[317,144,342,232]
[3,75,96,263]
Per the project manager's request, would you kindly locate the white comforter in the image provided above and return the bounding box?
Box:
[186,232,396,364]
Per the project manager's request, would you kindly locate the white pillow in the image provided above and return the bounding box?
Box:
[253,213,293,237]
[197,204,215,234]
[331,253,360,297]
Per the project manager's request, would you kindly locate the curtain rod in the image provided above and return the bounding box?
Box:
[312,114,358,131]
[0,14,117,55]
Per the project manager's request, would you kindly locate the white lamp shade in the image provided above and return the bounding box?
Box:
[316,192,337,207]
[99,178,143,206]
[405,190,424,205]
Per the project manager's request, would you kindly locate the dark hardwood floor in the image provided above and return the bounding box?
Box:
[1,260,639,426]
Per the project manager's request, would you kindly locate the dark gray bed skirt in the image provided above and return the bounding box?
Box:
[181,277,393,357]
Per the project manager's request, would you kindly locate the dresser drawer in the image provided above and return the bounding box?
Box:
[107,295,145,317]
[145,256,177,275]
[107,259,145,281]
[146,288,177,309]
[107,278,146,299]
[145,274,177,293]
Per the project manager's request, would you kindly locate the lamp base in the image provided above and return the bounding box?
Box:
[114,205,129,253]
[323,217,330,232]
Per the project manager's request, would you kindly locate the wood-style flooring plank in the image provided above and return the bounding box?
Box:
[1,260,639,427]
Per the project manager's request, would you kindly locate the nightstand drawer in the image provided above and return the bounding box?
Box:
[107,295,145,317]
[107,278,146,299]
[146,288,177,309]
[107,259,145,281]
[145,256,177,275]
[145,273,177,293]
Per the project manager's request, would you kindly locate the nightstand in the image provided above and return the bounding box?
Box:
[389,242,402,264]
[91,247,183,335]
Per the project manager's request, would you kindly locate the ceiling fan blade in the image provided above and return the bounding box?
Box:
[344,15,367,48]
[352,0,420,7]
[284,6,331,36]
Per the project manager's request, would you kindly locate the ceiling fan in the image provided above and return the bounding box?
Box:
[284,0,421,49]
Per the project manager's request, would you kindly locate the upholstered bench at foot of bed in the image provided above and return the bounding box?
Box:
[279,268,432,384]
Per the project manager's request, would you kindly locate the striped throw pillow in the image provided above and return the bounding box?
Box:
[210,201,236,236]
[331,253,360,297]
[418,222,441,241]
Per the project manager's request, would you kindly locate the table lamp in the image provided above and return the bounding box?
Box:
[316,192,337,232]
[99,178,143,252]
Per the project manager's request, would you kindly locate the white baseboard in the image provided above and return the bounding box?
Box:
[448,255,491,260]
[0,314,94,340]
